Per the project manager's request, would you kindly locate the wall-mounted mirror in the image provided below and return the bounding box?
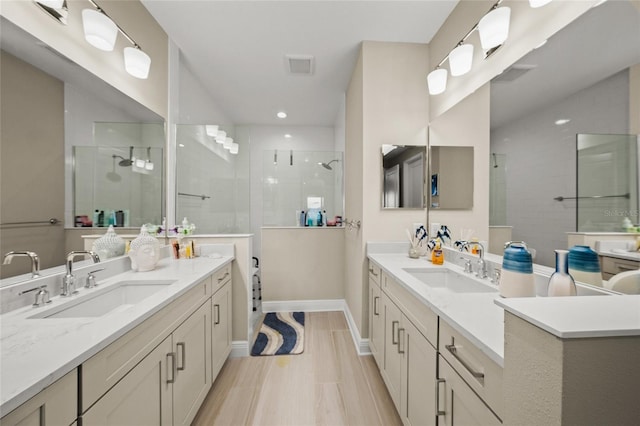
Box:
[381,145,426,209]
[489,0,640,267]
[0,18,165,281]
[429,146,474,210]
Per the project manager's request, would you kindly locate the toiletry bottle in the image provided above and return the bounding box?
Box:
[432,241,444,265]
[98,210,104,227]
[300,210,305,227]
[317,210,323,227]
[322,210,327,226]
[305,211,310,227]
[93,210,99,227]
[470,237,479,255]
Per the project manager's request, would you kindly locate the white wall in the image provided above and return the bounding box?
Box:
[244,125,336,260]
[491,70,630,267]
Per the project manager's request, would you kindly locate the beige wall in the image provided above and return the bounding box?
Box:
[428,85,490,242]
[345,41,430,338]
[261,228,345,302]
[630,64,640,134]
[0,0,168,119]
[0,51,65,278]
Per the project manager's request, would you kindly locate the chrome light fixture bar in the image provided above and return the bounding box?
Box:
[82,0,151,79]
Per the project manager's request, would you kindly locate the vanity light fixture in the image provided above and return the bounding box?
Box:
[223,137,234,150]
[205,125,219,137]
[229,143,239,155]
[277,111,287,119]
[449,43,474,76]
[478,6,511,50]
[178,143,185,148]
[82,0,152,79]
[215,130,227,144]
[35,0,68,24]
[529,0,553,8]
[555,118,571,125]
[427,68,448,95]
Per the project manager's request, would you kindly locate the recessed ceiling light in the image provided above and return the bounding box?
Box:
[178,143,185,148]
[284,134,292,138]
[555,119,571,125]
[277,111,287,119]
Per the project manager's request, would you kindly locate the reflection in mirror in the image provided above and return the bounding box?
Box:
[489,0,640,267]
[429,146,473,210]
[381,145,426,209]
[0,18,165,282]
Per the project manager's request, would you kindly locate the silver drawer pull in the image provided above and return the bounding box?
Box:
[214,304,220,325]
[167,352,176,384]
[391,320,399,345]
[436,378,446,416]
[445,343,485,380]
[373,296,379,316]
[369,267,378,277]
[397,328,405,354]
[217,271,230,283]
[176,342,186,371]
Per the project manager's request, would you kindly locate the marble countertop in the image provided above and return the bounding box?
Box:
[0,252,233,416]
[367,253,505,367]
[598,249,640,262]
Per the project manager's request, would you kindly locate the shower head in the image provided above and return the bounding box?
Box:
[115,147,134,167]
[319,159,340,170]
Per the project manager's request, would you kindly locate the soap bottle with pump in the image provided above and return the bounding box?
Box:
[431,240,444,265]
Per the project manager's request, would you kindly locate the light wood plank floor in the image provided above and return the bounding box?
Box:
[193,311,402,426]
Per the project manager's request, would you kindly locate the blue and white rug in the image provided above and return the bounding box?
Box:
[251,312,305,356]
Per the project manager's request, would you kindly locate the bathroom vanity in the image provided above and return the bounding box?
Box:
[367,243,640,426]
[0,248,233,425]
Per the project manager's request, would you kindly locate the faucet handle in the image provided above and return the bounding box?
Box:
[85,268,105,288]
[459,257,473,274]
[19,285,51,307]
[491,268,502,284]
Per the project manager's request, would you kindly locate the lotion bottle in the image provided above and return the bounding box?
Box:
[431,241,444,265]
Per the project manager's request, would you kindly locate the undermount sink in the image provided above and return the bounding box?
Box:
[29,280,176,319]
[402,268,497,293]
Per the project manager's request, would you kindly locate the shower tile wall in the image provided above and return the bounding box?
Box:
[491,70,629,267]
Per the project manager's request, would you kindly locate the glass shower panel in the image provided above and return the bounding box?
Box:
[489,153,508,226]
[175,125,250,234]
[577,134,639,231]
[263,150,344,226]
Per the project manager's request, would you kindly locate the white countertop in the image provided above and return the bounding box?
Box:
[598,249,640,262]
[495,296,640,338]
[0,253,233,416]
[367,253,505,367]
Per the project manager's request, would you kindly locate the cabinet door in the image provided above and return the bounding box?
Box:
[401,318,437,426]
[382,293,403,411]
[212,281,232,380]
[369,278,383,368]
[173,300,212,426]
[437,356,501,426]
[1,370,77,426]
[82,336,173,425]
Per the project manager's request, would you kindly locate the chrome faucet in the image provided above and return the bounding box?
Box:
[3,251,40,278]
[459,241,488,279]
[62,251,100,296]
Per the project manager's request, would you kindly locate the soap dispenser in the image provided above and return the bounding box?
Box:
[431,241,444,265]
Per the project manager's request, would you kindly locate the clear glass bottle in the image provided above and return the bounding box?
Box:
[547,249,577,296]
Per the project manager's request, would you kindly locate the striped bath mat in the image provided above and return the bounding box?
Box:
[251,312,305,356]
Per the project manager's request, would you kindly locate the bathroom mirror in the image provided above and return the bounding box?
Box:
[0,18,165,281]
[428,146,474,210]
[381,145,426,209]
[489,0,640,267]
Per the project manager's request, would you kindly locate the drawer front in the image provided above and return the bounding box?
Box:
[212,263,232,294]
[382,272,437,348]
[82,277,210,412]
[600,255,639,275]
[439,320,503,419]
[368,261,381,287]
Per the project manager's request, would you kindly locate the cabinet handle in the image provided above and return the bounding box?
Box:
[391,320,399,345]
[445,342,485,380]
[373,296,379,316]
[436,378,446,416]
[167,352,176,384]
[176,342,186,371]
[369,267,378,277]
[217,271,230,283]
[214,304,220,325]
[397,328,405,354]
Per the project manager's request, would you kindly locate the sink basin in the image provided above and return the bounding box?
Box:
[29,280,176,319]
[403,268,497,293]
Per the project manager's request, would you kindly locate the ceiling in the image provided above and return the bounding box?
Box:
[141,0,459,127]
[490,0,640,129]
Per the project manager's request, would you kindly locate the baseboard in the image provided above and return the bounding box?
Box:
[262,299,371,356]
[262,299,345,313]
[230,340,249,358]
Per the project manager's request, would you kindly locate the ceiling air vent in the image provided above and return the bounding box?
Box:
[285,55,314,75]
[493,64,537,83]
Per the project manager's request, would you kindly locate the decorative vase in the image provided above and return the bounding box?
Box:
[547,249,577,297]
[128,226,160,272]
[568,245,602,287]
[499,242,535,297]
[408,247,420,259]
[91,225,126,259]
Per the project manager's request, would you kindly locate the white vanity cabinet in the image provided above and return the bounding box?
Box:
[0,370,77,426]
[368,263,383,367]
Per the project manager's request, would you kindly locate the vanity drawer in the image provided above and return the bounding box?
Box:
[382,272,437,348]
[81,276,210,412]
[439,320,503,419]
[212,263,232,293]
[368,262,381,287]
[600,255,639,280]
